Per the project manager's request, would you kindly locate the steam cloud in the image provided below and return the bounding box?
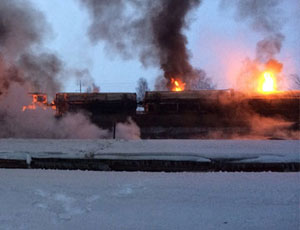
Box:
[116,117,141,140]
[0,84,108,138]
[0,83,140,139]
[78,0,213,90]
[72,69,100,93]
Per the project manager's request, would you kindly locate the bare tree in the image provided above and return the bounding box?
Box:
[292,74,300,89]
[136,77,149,102]
[187,69,215,90]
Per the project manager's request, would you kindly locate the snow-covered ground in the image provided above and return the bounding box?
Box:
[0,139,299,163]
[0,169,299,230]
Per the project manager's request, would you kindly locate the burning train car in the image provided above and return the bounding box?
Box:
[245,91,300,121]
[143,90,300,120]
[21,89,299,139]
[135,89,300,138]
[143,89,234,114]
[22,93,49,111]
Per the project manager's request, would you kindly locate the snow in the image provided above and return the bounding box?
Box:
[0,169,299,230]
[0,139,299,163]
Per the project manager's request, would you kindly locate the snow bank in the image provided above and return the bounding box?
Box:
[0,139,299,163]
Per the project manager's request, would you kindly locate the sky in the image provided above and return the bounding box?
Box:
[28,0,299,92]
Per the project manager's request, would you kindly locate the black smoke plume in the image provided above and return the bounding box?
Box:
[151,0,200,88]
[0,0,47,60]
[78,0,213,90]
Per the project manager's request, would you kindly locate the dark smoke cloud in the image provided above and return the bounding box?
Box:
[78,0,213,90]
[221,0,284,33]
[17,53,63,97]
[0,0,48,60]
[255,34,284,63]
[0,0,109,139]
[0,57,23,90]
[151,0,200,87]
[79,0,155,62]
[0,0,62,97]
[73,69,100,93]
[0,0,100,97]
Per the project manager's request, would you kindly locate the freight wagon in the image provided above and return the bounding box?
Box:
[50,90,299,138]
[55,92,137,116]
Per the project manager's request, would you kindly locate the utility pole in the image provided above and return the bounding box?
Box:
[113,122,116,139]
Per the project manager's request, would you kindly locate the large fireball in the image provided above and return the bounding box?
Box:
[258,71,277,93]
[257,59,282,94]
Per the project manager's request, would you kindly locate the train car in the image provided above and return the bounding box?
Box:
[55,92,137,116]
[17,90,300,138]
[143,90,300,120]
[244,91,300,121]
[136,89,300,138]
[143,89,235,114]
[54,93,137,129]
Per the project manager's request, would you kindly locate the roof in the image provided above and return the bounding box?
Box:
[56,92,137,102]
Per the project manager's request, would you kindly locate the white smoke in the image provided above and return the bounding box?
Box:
[116,117,141,140]
[0,83,109,139]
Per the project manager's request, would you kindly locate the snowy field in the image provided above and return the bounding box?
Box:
[0,139,299,163]
[0,169,299,230]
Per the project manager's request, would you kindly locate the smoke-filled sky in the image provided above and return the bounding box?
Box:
[28,0,299,92]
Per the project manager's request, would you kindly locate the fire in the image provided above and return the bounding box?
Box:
[256,59,282,94]
[262,72,275,92]
[22,94,49,111]
[171,78,185,91]
[50,101,56,110]
[258,71,277,94]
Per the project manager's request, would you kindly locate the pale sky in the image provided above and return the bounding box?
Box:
[28,0,300,92]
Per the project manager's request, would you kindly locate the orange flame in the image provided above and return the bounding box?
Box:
[257,71,277,94]
[22,94,49,111]
[257,59,282,94]
[171,78,185,91]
